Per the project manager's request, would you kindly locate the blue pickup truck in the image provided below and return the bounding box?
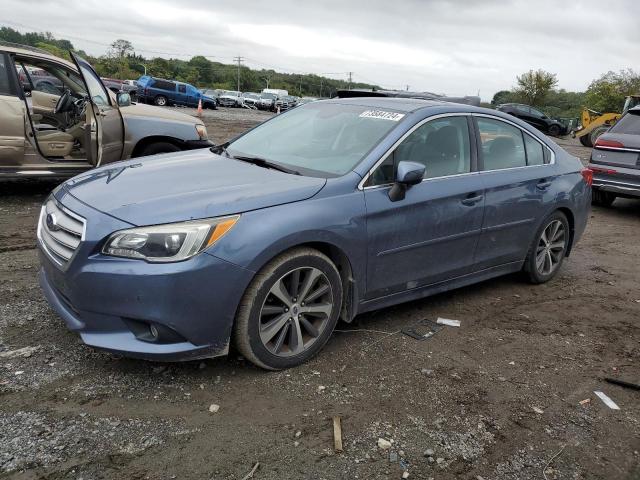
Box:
[137,76,217,109]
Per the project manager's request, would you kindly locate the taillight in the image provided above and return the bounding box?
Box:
[594,138,624,149]
[590,166,617,175]
[581,168,593,186]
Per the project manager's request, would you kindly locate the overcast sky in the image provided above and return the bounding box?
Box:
[1,0,638,100]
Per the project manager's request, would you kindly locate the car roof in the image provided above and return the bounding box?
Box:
[0,41,76,69]
[323,96,449,113]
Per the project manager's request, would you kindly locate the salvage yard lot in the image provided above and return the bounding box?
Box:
[1,108,639,479]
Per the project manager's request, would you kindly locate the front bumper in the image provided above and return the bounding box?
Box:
[37,192,254,361]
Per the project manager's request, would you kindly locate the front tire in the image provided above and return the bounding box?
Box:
[233,248,343,370]
[139,141,180,157]
[579,134,592,147]
[548,124,561,137]
[524,211,570,284]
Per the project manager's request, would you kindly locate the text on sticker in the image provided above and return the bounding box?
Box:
[359,110,405,121]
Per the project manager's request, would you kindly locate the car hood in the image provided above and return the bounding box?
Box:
[60,150,327,225]
[120,102,199,124]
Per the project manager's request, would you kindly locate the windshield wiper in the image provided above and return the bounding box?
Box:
[210,142,232,157]
[233,155,301,176]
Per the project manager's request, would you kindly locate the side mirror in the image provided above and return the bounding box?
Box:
[22,83,32,97]
[388,161,425,202]
[117,92,131,107]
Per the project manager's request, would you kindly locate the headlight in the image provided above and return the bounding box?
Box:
[102,215,239,263]
[195,124,208,140]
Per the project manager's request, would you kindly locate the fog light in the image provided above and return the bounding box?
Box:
[149,324,159,339]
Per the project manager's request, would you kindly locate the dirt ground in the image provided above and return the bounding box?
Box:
[1,107,639,480]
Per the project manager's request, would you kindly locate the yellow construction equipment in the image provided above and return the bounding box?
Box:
[572,95,640,147]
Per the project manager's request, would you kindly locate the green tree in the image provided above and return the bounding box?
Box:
[585,69,640,113]
[513,69,558,106]
[491,90,516,106]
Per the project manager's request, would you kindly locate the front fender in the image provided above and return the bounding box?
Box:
[120,113,200,158]
[207,178,367,299]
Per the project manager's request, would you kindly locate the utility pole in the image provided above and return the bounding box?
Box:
[348,72,353,90]
[406,84,410,91]
[233,56,244,92]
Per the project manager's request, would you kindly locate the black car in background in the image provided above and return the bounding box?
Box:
[497,103,567,137]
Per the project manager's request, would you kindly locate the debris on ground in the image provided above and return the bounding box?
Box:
[240,462,260,480]
[594,391,620,410]
[208,403,220,413]
[605,377,640,391]
[0,346,39,358]
[333,416,343,452]
[436,318,461,327]
[377,438,392,450]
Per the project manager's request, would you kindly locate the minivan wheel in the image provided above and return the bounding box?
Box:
[139,141,181,157]
[233,248,343,370]
[592,189,616,207]
[524,211,570,284]
[154,95,168,106]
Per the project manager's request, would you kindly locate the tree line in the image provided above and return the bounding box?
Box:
[0,27,375,97]
[2,26,638,116]
[491,68,640,119]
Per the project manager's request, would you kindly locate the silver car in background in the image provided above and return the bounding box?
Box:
[589,106,640,206]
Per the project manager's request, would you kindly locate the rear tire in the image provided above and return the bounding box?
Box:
[139,141,181,157]
[524,211,570,284]
[590,126,609,146]
[233,248,343,370]
[592,189,616,207]
[579,134,592,147]
[548,124,561,137]
[154,95,168,107]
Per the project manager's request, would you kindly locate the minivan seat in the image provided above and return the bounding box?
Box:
[37,129,74,157]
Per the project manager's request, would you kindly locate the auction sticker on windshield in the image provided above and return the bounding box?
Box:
[359,110,405,121]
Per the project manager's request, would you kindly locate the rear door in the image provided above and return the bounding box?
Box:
[177,83,187,106]
[71,53,124,166]
[473,115,554,269]
[0,52,25,167]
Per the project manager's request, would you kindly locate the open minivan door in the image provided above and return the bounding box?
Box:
[70,52,124,166]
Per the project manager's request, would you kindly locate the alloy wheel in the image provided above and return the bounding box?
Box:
[535,220,566,275]
[259,267,334,357]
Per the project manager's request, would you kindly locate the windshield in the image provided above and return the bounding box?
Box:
[261,93,277,99]
[227,103,403,177]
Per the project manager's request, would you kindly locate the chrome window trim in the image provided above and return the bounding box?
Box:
[358,112,555,191]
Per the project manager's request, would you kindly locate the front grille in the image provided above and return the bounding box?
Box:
[38,199,86,268]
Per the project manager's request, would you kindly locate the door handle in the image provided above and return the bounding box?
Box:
[537,179,552,190]
[461,194,483,206]
[96,110,108,117]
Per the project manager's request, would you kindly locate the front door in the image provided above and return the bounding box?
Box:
[71,53,124,166]
[473,115,554,269]
[363,115,485,299]
[0,53,25,168]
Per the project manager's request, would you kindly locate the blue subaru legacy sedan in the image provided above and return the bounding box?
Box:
[37,98,592,370]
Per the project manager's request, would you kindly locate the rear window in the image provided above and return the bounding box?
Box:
[152,79,175,91]
[610,111,640,135]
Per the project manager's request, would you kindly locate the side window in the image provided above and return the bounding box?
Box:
[365,116,471,186]
[178,84,186,94]
[0,54,14,96]
[477,118,526,171]
[77,63,110,106]
[523,133,545,166]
